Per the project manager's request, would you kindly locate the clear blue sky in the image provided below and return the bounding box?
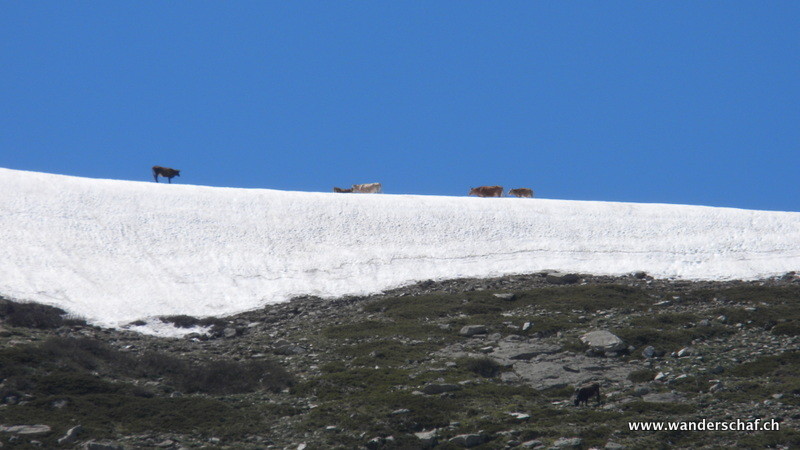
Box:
[2,2,798,211]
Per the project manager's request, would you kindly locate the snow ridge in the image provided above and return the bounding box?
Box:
[1,167,798,329]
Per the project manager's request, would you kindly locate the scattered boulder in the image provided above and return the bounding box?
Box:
[448,433,486,448]
[0,425,51,435]
[58,425,83,445]
[414,430,438,448]
[580,331,626,353]
[460,325,488,336]
[552,437,583,448]
[545,272,581,285]
[222,327,238,338]
[493,293,516,301]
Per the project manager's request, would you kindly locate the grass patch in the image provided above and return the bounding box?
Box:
[457,357,502,378]
[0,298,85,329]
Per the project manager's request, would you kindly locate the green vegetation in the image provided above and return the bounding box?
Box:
[1,281,798,448]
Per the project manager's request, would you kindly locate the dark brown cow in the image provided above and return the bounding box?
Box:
[333,187,354,193]
[152,166,180,183]
[468,186,503,198]
[574,383,601,406]
[508,188,534,198]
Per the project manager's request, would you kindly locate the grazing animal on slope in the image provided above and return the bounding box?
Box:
[333,187,354,193]
[574,383,601,406]
[508,188,534,198]
[352,182,382,194]
[468,186,503,198]
[152,166,181,183]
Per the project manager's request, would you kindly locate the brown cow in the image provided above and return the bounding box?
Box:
[508,188,534,198]
[574,383,601,406]
[352,182,382,193]
[152,166,180,183]
[333,187,354,193]
[468,186,503,197]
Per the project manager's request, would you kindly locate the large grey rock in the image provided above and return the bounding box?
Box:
[552,437,583,448]
[448,433,486,447]
[414,430,438,448]
[460,325,488,336]
[545,272,581,284]
[489,341,561,364]
[0,425,51,435]
[580,331,626,352]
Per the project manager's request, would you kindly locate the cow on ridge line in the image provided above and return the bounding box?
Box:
[152,166,180,183]
[468,186,503,197]
[508,188,534,198]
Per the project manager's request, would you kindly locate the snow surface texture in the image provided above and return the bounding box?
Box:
[1,167,799,333]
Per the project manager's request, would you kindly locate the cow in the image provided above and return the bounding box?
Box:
[333,187,354,193]
[352,183,382,194]
[468,186,503,198]
[152,166,180,183]
[574,383,601,406]
[508,188,534,198]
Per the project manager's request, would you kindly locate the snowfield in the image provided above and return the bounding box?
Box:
[1,167,799,334]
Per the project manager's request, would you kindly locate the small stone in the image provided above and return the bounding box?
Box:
[415,430,438,448]
[546,272,580,284]
[0,425,51,435]
[493,293,516,301]
[580,330,626,352]
[522,322,532,331]
[223,328,237,338]
[520,440,543,448]
[459,325,488,336]
[677,347,693,357]
[500,372,521,383]
[552,437,583,448]
[642,346,656,358]
[633,386,651,397]
[448,433,485,447]
[605,442,626,450]
[57,425,83,445]
[507,412,530,421]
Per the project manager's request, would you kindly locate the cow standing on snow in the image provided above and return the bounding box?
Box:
[468,186,503,197]
[152,166,181,183]
[508,188,534,198]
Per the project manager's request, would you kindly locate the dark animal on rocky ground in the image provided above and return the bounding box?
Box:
[152,166,181,183]
[508,188,534,198]
[352,182,382,193]
[468,186,503,197]
[333,187,354,193]
[574,383,601,406]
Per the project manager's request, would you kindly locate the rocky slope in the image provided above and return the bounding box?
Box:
[1,271,799,449]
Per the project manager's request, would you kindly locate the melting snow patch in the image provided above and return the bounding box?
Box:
[125,319,212,338]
